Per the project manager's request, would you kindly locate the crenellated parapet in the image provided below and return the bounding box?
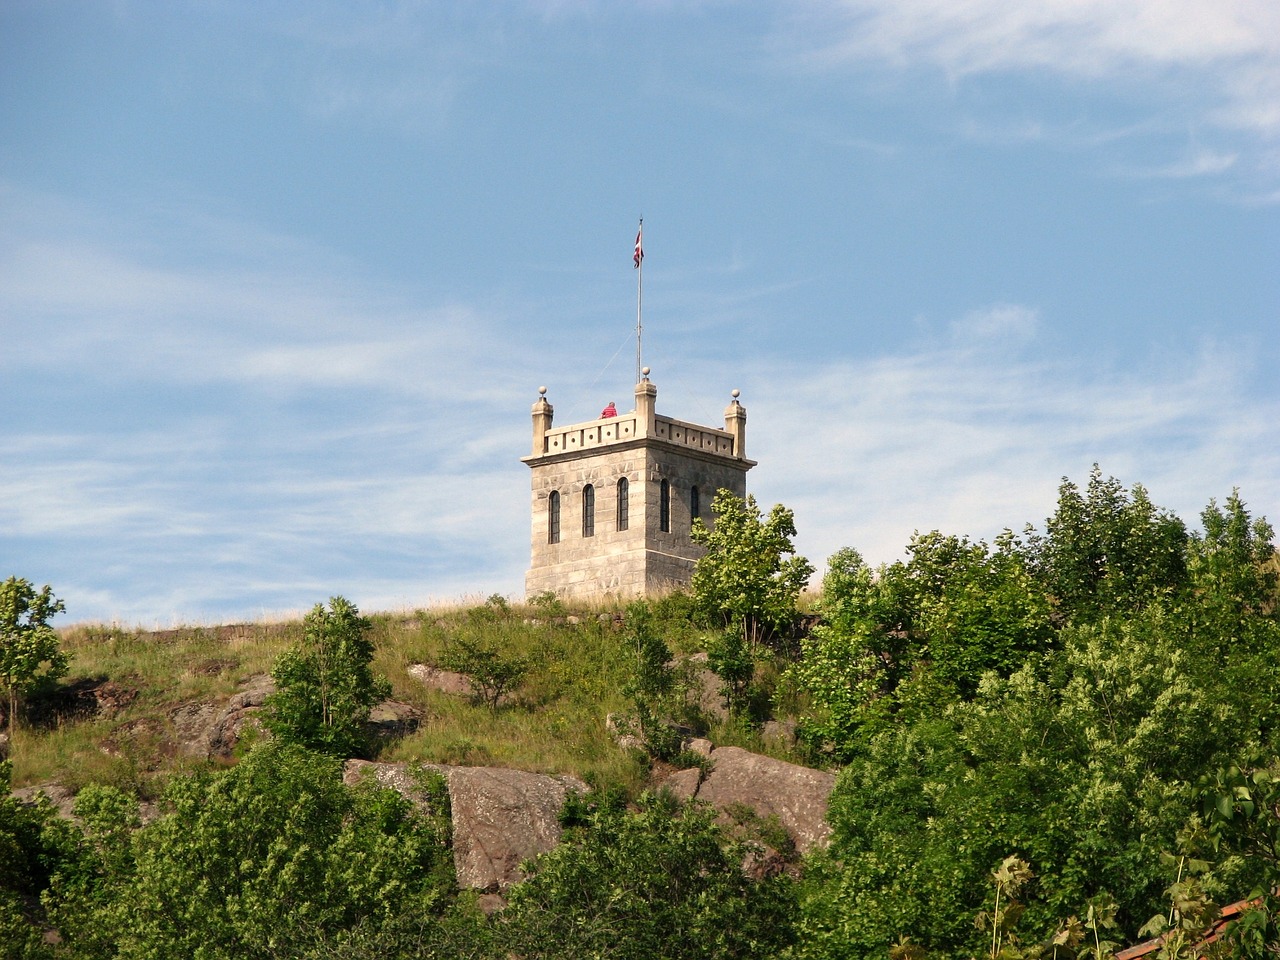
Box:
[526,372,750,465]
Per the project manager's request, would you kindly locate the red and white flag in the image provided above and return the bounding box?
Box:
[633,223,643,268]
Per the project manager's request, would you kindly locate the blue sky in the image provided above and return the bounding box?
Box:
[2,1,1277,626]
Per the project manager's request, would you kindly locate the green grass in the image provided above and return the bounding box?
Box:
[8,594,812,799]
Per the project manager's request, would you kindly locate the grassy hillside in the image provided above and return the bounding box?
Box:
[9,591,805,798]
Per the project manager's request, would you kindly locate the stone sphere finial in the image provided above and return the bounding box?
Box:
[641,366,651,378]
[731,389,740,399]
[538,386,547,396]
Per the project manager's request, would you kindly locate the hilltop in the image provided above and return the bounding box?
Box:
[8,592,811,798]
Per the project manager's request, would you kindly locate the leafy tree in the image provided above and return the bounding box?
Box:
[1,759,73,900]
[51,742,454,960]
[788,550,889,759]
[707,626,757,717]
[1197,760,1280,955]
[792,538,1053,758]
[1184,492,1279,643]
[265,596,389,757]
[0,577,68,738]
[619,600,682,759]
[1026,466,1189,623]
[794,480,1280,959]
[690,490,813,651]
[440,634,528,713]
[799,593,1280,959]
[497,791,796,959]
[886,531,1054,695]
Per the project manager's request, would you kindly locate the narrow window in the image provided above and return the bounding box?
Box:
[691,485,700,522]
[582,484,595,538]
[548,491,561,544]
[660,479,671,533]
[616,477,629,531]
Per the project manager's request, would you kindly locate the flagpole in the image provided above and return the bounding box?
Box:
[635,218,644,384]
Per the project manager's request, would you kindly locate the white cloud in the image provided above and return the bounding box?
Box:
[800,0,1278,84]
[0,190,526,404]
[785,0,1280,186]
[747,326,1280,576]
[949,303,1039,344]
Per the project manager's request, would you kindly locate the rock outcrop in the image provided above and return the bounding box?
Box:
[344,760,587,892]
[406,664,474,698]
[661,745,836,853]
[169,674,275,759]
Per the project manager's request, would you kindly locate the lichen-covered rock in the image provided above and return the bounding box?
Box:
[407,664,475,698]
[11,782,77,819]
[366,699,421,739]
[170,674,275,759]
[661,745,836,853]
[344,760,587,891]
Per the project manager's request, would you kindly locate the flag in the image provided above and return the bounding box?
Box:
[633,223,643,268]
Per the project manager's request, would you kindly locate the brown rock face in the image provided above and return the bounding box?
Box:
[406,664,475,698]
[344,760,587,891]
[662,745,836,853]
[170,674,275,759]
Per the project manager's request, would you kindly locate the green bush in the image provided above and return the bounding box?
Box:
[265,597,389,758]
[499,792,796,959]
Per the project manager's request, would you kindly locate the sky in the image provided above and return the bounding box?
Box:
[2,0,1278,627]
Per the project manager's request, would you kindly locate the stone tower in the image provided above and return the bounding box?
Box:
[522,369,755,599]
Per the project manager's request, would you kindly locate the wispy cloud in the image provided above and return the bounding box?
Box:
[949,303,1039,344]
[796,1,1278,88]
[746,323,1280,575]
[782,0,1280,188]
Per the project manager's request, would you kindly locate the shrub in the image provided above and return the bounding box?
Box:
[265,597,389,758]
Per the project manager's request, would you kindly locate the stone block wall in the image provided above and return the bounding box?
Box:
[524,442,749,600]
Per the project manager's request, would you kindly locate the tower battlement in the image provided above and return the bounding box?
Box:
[522,371,754,599]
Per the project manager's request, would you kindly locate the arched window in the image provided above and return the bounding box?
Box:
[690,485,700,522]
[616,477,629,531]
[548,491,561,544]
[582,484,595,537]
[659,479,671,533]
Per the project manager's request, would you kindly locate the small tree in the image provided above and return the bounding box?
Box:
[0,577,68,738]
[440,635,528,713]
[264,596,389,758]
[499,792,797,959]
[620,601,682,758]
[690,491,813,651]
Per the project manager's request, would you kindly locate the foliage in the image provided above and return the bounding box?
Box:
[299,898,495,960]
[497,791,796,959]
[618,601,683,759]
[787,549,892,758]
[265,596,389,757]
[690,491,814,651]
[707,627,756,718]
[48,741,454,960]
[0,577,68,737]
[1026,466,1189,623]
[1134,860,1222,960]
[792,474,1280,960]
[1198,761,1280,955]
[528,590,566,618]
[440,634,529,713]
[0,758,82,956]
[792,536,1053,759]
[974,855,1036,960]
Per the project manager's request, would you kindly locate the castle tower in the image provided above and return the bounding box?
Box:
[522,369,755,599]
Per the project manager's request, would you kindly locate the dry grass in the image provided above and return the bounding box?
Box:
[8,593,807,798]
